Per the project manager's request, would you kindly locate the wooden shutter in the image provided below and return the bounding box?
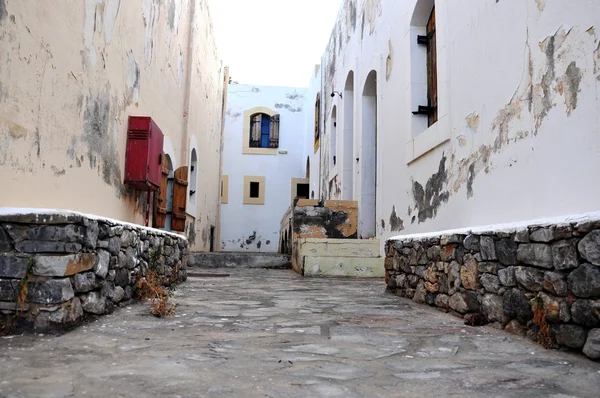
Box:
[250,114,262,147]
[153,153,169,229]
[171,166,188,232]
[269,114,280,148]
[426,7,438,126]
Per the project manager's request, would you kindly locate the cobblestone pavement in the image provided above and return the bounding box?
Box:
[1,268,600,397]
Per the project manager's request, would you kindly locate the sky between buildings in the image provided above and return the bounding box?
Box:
[207,0,343,88]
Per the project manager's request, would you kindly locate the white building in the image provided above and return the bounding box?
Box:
[306,0,600,253]
[220,84,308,252]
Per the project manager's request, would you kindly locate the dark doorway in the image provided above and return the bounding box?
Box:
[210,225,215,252]
[297,183,310,199]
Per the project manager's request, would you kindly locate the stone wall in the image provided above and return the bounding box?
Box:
[0,209,188,332]
[385,214,600,360]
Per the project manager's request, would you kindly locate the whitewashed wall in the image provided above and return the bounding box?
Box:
[221,84,307,252]
[313,0,600,253]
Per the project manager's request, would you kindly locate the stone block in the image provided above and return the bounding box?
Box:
[5,224,86,243]
[448,261,461,295]
[424,282,439,293]
[441,234,465,245]
[551,240,579,270]
[583,329,600,359]
[504,320,527,336]
[568,264,600,298]
[15,241,82,253]
[107,237,121,256]
[120,230,135,248]
[0,279,20,301]
[115,268,130,287]
[0,254,30,278]
[551,324,588,349]
[503,289,534,324]
[72,272,97,293]
[517,244,553,268]
[578,230,600,266]
[514,266,545,292]
[33,253,97,277]
[440,245,456,262]
[543,271,569,297]
[460,254,481,290]
[463,234,480,252]
[28,278,75,304]
[384,256,393,270]
[495,239,518,265]
[395,274,407,289]
[407,275,420,288]
[81,292,106,314]
[95,250,109,278]
[0,227,12,252]
[424,266,438,283]
[480,236,497,261]
[514,229,530,243]
[481,294,503,322]
[413,282,427,304]
[84,220,99,248]
[449,292,478,314]
[435,294,449,309]
[571,300,600,328]
[426,246,441,261]
[125,246,138,269]
[477,262,503,274]
[530,227,555,242]
[536,292,569,324]
[480,274,501,294]
[48,297,83,325]
[498,266,517,287]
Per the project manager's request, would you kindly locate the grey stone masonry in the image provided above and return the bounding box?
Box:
[385,215,600,360]
[0,210,188,332]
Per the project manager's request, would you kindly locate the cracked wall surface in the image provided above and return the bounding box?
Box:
[0,0,225,252]
[305,0,600,255]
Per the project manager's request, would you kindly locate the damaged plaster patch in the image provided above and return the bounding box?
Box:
[412,154,450,223]
[385,39,393,81]
[561,62,582,115]
[466,163,475,199]
[286,91,303,100]
[7,122,27,139]
[535,0,546,11]
[0,0,7,22]
[125,50,140,105]
[104,0,121,44]
[83,0,102,67]
[51,166,66,177]
[465,112,480,133]
[275,103,302,113]
[82,91,123,193]
[363,0,382,36]
[345,0,357,35]
[388,206,404,232]
[142,0,159,67]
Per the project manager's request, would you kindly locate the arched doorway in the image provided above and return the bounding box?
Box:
[343,71,354,200]
[306,156,310,179]
[189,149,198,204]
[331,106,337,168]
[360,70,377,238]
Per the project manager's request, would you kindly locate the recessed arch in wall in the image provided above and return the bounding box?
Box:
[343,70,355,201]
[360,70,378,239]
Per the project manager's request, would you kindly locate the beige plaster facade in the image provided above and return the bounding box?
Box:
[0,0,225,252]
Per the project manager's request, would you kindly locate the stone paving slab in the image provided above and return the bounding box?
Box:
[1,268,600,397]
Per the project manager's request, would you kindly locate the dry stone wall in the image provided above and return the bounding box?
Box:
[385,216,600,360]
[0,210,188,332]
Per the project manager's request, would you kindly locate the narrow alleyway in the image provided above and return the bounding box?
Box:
[1,269,600,397]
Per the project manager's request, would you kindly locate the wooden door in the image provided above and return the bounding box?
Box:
[171,166,188,232]
[153,153,169,228]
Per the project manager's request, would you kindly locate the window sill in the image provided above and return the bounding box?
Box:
[405,113,450,165]
[242,147,278,155]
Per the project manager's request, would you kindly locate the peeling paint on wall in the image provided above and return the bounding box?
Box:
[142,0,160,67]
[388,206,404,232]
[561,61,582,115]
[535,0,546,12]
[125,50,140,105]
[0,0,7,22]
[274,103,302,113]
[363,0,382,36]
[104,0,121,44]
[465,112,480,133]
[385,39,393,81]
[412,154,450,223]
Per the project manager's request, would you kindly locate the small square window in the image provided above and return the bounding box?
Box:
[244,176,265,205]
[250,182,260,198]
[296,183,309,199]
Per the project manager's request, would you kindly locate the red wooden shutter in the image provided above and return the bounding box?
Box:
[153,153,169,229]
[171,166,188,232]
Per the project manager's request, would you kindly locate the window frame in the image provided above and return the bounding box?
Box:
[243,175,266,205]
[243,107,280,155]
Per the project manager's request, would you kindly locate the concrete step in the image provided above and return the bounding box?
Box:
[298,238,380,258]
[188,252,291,269]
[303,256,384,277]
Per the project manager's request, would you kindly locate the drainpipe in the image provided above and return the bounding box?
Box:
[181,0,196,164]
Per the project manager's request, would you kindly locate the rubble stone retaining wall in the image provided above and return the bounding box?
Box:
[385,214,600,360]
[0,209,188,332]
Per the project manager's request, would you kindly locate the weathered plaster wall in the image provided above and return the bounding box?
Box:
[303,66,322,200]
[312,0,600,253]
[220,84,307,252]
[0,0,224,252]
